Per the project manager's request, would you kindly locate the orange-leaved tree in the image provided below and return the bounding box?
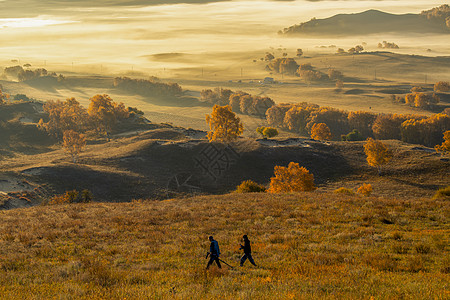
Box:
[62,130,86,163]
[205,105,243,142]
[434,81,450,92]
[88,94,129,137]
[363,138,393,175]
[268,162,316,193]
[39,98,89,138]
[435,130,450,154]
[310,123,332,140]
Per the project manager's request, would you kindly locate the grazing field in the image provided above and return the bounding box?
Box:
[0,192,448,299]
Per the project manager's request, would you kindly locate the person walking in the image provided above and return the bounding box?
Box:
[206,236,221,269]
[240,235,257,267]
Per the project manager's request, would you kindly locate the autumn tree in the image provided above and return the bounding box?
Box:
[268,162,316,193]
[306,107,349,138]
[205,105,243,142]
[239,94,254,114]
[296,49,303,57]
[265,53,275,61]
[435,130,450,154]
[0,87,7,105]
[87,94,129,137]
[39,98,89,138]
[372,114,412,140]
[414,93,439,109]
[310,123,332,140]
[434,81,450,92]
[62,130,86,163]
[335,80,344,90]
[328,69,343,80]
[266,103,292,127]
[364,138,393,175]
[348,111,377,138]
[229,93,244,112]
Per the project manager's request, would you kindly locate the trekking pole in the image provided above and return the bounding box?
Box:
[218,258,235,269]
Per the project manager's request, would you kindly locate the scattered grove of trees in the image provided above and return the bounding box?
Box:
[434,81,450,92]
[38,95,145,162]
[200,88,275,117]
[378,41,399,49]
[113,77,183,98]
[265,58,344,85]
[4,66,64,82]
[420,4,450,29]
[404,91,440,109]
[266,102,450,147]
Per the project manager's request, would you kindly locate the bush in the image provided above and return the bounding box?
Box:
[357,183,373,196]
[235,180,266,193]
[433,186,450,199]
[48,190,79,205]
[334,187,354,195]
[81,189,93,203]
[341,129,363,141]
[256,126,278,138]
[268,162,316,193]
[415,243,431,254]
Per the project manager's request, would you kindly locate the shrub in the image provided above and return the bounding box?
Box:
[268,162,316,193]
[256,127,278,138]
[342,129,363,141]
[81,189,93,203]
[48,190,79,205]
[433,186,450,199]
[235,180,266,193]
[357,183,373,196]
[334,187,354,195]
[415,243,431,254]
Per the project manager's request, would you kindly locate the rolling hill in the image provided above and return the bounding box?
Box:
[281,9,450,36]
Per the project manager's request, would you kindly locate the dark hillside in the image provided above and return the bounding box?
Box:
[282,10,449,36]
[1,129,448,208]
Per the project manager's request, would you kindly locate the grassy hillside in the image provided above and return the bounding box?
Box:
[0,125,448,209]
[281,9,449,36]
[0,192,448,299]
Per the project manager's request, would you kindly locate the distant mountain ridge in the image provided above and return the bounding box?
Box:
[281,8,450,36]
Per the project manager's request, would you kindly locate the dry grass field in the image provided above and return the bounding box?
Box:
[0,192,448,299]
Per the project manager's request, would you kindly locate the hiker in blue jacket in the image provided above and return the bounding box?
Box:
[240,235,257,267]
[206,236,221,269]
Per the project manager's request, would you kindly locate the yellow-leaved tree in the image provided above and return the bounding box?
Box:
[88,94,129,137]
[310,123,332,140]
[205,105,243,142]
[268,162,316,193]
[39,98,89,138]
[363,138,393,175]
[435,130,450,154]
[63,130,86,163]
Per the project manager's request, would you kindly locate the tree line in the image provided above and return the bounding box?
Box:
[266,102,450,147]
[113,77,183,98]
[200,88,275,117]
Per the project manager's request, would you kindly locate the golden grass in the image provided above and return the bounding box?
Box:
[0,192,448,299]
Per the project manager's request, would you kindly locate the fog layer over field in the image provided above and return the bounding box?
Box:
[0,0,447,74]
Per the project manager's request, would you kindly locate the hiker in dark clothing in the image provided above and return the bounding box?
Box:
[206,236,221,269]
[240,235,257,266]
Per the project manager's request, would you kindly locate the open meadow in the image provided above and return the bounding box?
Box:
[0,192,449,299]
